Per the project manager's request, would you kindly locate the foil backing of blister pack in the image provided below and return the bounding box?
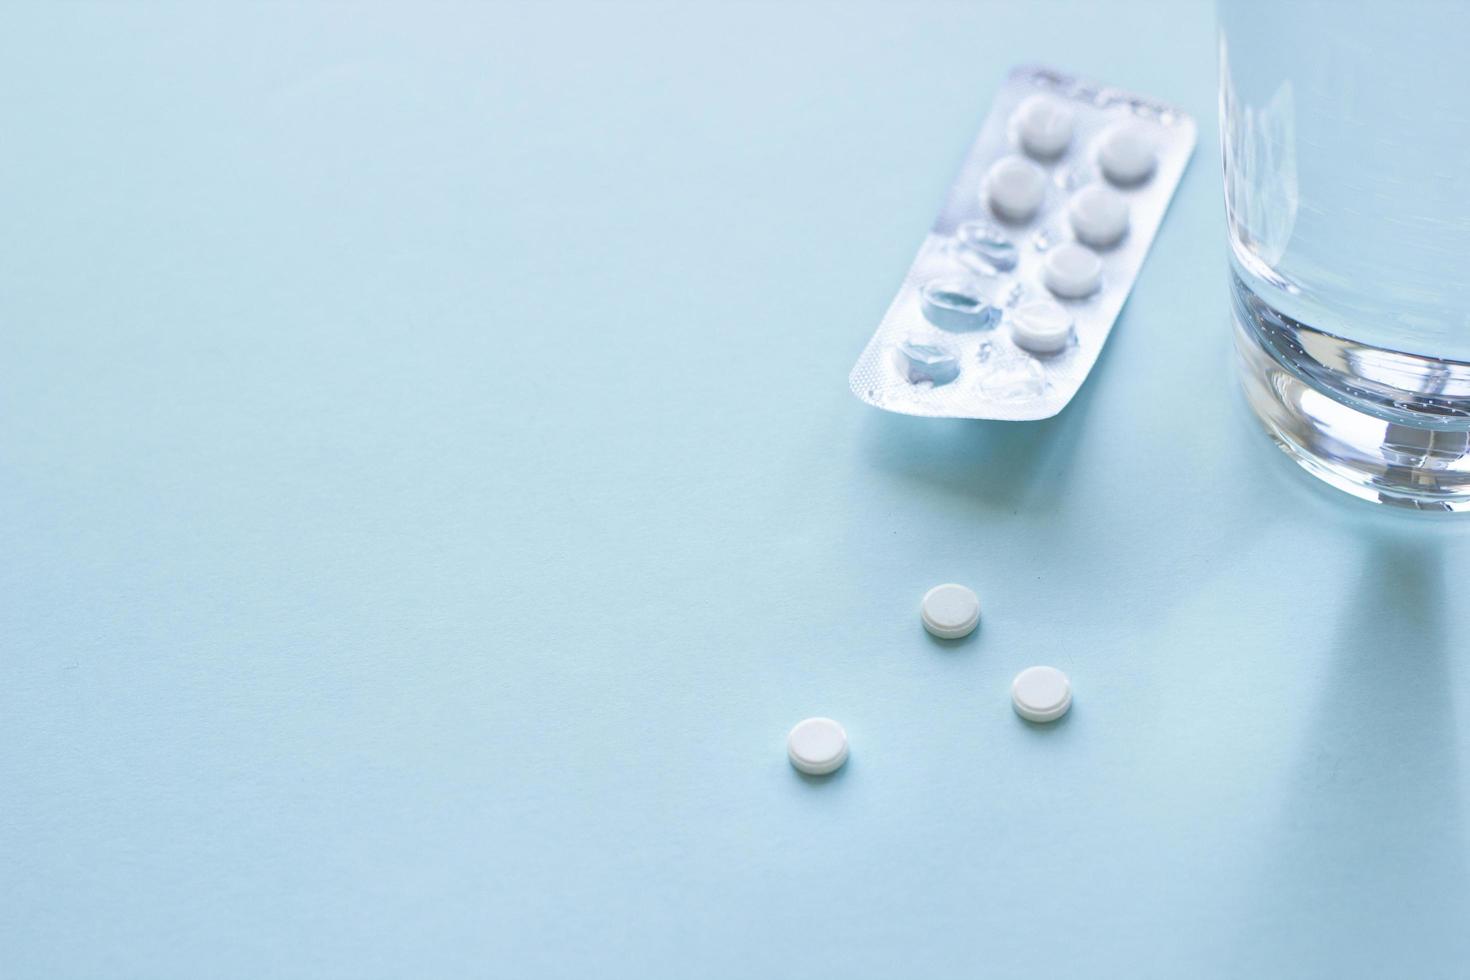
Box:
[849,65,1195,420]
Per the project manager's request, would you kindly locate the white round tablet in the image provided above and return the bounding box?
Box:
[1097,123,1156,185]
[1011,666,1072,723]
[1009,299,1074,355]
[953,221,1018,272]
[1042,242,1102,299]
[1013,93,1074,159]
[1067,184,1129,248]
[983,154,1047,222]
[787,717,849,775]
[920,583,981,639]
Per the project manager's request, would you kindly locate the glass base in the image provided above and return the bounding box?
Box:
[1233,274,1470,511]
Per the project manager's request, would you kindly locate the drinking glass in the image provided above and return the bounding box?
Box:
[1220,0,1470,509]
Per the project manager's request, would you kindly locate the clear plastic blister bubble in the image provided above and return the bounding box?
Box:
[849,65,1196,420]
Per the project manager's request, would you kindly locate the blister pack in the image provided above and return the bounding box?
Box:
[848,66,1195,420]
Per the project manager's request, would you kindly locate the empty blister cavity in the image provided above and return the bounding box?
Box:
[953,221,1018,272]
[1097,123,1156,185]
[984,154,1046,222]
[1013,93,1074,158]
[896,339,960,386]
[1043,242,1102,299]
[1010,299,1074,355]
[976,343,1047,399]
[1067,184,1129,248]
[921,280,1002,331]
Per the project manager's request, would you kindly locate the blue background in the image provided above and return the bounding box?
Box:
[4,2,1469,977]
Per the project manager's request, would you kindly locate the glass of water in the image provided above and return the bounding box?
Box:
[1220,0,1470,510]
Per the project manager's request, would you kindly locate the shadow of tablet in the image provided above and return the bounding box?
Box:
[858,374,1099,514]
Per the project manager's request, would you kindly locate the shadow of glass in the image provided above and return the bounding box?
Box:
[1224,533,1470,973]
